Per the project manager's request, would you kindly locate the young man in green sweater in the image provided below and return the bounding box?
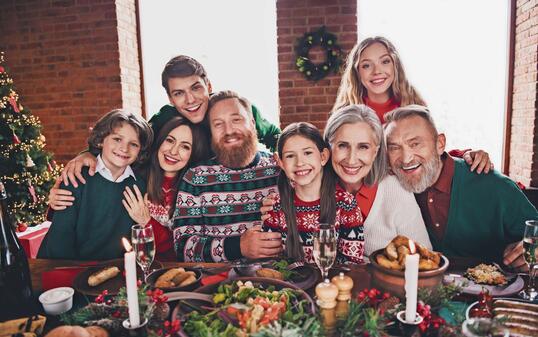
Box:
[385,105,538,272]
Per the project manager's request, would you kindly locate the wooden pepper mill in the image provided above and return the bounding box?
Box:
[331,272,354,301]
[315,279,339,309]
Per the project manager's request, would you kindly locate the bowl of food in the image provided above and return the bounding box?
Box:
[146,267,202,292]
[369,236,449,299]
[39,287,74,315]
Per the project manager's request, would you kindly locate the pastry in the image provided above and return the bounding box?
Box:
[87,266,120,287]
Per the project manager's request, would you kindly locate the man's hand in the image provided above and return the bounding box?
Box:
[61,152,98,187]
[463,149,493,174]
[260,193,276,222]
[240,225,283,259]
[47,177,75,210]
[122,185,151,225]
[503,241,529,272]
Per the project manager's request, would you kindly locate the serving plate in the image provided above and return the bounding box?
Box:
[72,259,161,296]
[443,272,524,297]
[146,267,202,292]
[229,259,319,290]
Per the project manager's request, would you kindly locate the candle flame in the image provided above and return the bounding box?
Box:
[122,237,133,252]
[408,239,416,254]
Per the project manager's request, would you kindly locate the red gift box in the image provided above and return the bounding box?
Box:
[18,225,49,258]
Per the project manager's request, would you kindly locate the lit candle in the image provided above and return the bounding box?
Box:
[404,239,419,323]
[122,237,140,328]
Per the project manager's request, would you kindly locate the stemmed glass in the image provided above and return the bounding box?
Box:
[519,220,538,301]
[313,223,337,280]
[131,224,156,281]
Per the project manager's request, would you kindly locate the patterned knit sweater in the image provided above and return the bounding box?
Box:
[146,176,176,262]
[263,185,365,264]
[173,152,279,262]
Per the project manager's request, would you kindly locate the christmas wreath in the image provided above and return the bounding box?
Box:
[295,26,342,81]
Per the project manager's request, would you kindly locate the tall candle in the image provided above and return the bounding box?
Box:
[122,237,140,328]
[404,239,419,323]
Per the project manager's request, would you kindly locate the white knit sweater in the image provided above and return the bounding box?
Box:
[363,175,432,258]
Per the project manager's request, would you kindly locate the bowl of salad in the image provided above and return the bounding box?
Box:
[173,277,320,337]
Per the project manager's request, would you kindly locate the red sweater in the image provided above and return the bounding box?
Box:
[146,176,176,261]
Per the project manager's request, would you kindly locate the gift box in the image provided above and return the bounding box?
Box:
[17,222,50,258]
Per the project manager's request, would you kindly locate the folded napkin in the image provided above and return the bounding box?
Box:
[42,263,97,291]
[0,315,46,337]
[200,271,229,286]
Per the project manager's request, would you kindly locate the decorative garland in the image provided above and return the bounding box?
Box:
[295,26,342,81]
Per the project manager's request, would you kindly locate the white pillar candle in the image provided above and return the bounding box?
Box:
[404,239,419,323]
[122,237,140,328]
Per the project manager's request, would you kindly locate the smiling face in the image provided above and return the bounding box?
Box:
[278,135,329,192]
[158,124,193,177]
[209,97,257,168]
[330,122,379,194]
[100,122,141,180]
[167,75,212,124]
[385,115,445,193]
[357,42,395,103]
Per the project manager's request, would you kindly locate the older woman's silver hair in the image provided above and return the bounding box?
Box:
[324,104,387,186]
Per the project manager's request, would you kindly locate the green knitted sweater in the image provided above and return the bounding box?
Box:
[427,158,538,262]
[38,169,146,260]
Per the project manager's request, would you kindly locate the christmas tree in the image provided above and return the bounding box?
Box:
[0,51,62,230]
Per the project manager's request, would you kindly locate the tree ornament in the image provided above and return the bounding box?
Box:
[295,26,342,81]
[26,154,35,167]
[0,66,4,73]
[47,161,53,172]
[9,96,20,112]
[28,182,37,203]
[13,132,21,144]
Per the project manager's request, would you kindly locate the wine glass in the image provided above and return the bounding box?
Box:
[313,223,337,280]
[519,220,538,301]
[131,224,156,281]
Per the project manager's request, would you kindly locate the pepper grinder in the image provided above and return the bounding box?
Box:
[315,279,338,309]
[331,272,354,301]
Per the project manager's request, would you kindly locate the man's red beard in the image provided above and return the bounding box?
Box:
[211,129,258,168]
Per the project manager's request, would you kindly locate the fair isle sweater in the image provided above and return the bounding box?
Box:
[172,152,279,262]
[362,175,432,258]
[263,185,365,264]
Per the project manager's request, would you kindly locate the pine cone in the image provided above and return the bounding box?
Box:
[153,302,170,320]
[86,303,114,317]
[379,296,400,313]
[86,318,122,334]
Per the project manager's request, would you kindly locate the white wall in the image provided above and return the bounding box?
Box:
[358,0,509,168]
[138,0,279,126]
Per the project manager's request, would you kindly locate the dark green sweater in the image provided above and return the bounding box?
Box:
[427,158,538,262]
[149,103,281,152]
[38,169,146,260]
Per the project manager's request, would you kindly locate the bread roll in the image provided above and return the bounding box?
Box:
[88,266,120,287]
[178,274,197,287]
[85,326,109,337]
[45,326,91,337]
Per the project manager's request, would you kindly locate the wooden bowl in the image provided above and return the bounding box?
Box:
[369,249,449,299]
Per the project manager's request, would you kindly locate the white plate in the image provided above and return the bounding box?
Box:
[443,273,524,297]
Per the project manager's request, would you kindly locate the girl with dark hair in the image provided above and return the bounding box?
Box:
[262,122,364,264]
[122,117,208,261]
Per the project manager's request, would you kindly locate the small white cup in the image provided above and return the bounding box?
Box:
[39,287,74,315]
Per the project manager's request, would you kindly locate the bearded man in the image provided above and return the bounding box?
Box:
[385,105,538,271]
[173,90,283,262]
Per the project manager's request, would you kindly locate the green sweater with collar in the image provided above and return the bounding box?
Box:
[149,103,281,152]
[427,158,538,262]
[38,169,146,260]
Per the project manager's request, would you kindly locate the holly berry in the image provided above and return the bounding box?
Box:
[17,223,28,232]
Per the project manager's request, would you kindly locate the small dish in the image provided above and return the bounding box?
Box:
[39,287,74,315]
[146,267,202,292]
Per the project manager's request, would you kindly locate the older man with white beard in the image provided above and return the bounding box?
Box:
[384,105,538,271]
[172,90,283,262]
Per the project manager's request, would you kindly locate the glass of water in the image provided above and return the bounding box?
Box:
[519,220,538,301]
[313,223,337,281]
[131,224,155,281]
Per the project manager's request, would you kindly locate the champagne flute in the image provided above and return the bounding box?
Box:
[131,224,156,281]
[519,220,538,301]
[313,223,337,280]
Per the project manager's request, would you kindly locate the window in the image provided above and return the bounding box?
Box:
[358,0,510,167]
[138,0,279,127]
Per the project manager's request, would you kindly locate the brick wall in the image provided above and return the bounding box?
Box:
[0,0,142,163]
[276,0,357,131]
[510,0,538,187]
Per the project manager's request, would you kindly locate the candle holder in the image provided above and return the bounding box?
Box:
[396,310,423,337]
[122,318,148,337]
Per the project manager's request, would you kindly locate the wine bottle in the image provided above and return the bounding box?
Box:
[0,181,36,321]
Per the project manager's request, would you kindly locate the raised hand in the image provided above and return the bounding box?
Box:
[122,185,151,225]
